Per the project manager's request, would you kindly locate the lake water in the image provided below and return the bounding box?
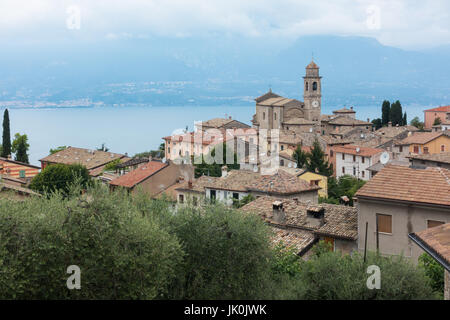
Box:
[4,104,426,166]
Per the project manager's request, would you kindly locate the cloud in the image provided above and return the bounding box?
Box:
[0,0,449,49]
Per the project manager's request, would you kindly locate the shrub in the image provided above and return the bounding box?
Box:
[0,185,182,299]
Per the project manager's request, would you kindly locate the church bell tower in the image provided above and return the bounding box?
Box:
[303,60,322,123]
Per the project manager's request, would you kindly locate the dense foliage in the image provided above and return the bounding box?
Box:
[419,252,445,297]
[293,139,333,177]
[49,146,68,155]
[322,175,366,205]
[0,185,439,300]
[29,164,91,195]
[410,116,425,130]
[11,133,30,163]
[194,143,239,178]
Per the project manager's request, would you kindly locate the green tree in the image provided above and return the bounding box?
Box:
[306,138,333,177]
[326,175,366,205]
[410,116,424,130]
[232,194,255,208]
[103,158,121,172]
[11,133,30,163]
[49,146,67,155]
[0,185,182,299]
[381,100,390,126]
[371,118,382,130]
[403,112,407,126]
[433,117,442,126]
[419,252,444,296]
[194,143,239,178]
[294,247,436,299]
[30,163,91,195]
[389,100,403,126]
[164,203,274,299]
[1,109,11,158]
[293,144,308,168]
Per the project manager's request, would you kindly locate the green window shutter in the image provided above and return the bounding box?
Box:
[19,170,25,178]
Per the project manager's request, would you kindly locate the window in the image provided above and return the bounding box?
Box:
[413,146,419,153]
[263,112,265,120]
[424,147,429,154]
[342,167,345,174]
[179,194,184,204]
[427,220,444,229]
[376,214,392,234]
[353,155,356,162]
[441,145,445,152]
[361,157,365,164]
[280,159,284,166]
[362,171,365,178]
[399,146,403,153]
[281,145,284,151]
[210,190,216,200]
[168,147,170,154]
[19,170,26,178]
[233,193,239,200]
[274,113,277,120]
[330,150,333,157]
[342,154,345,160]
[305,82,309,91]
[313,82,317,91]
[353,167,356,176]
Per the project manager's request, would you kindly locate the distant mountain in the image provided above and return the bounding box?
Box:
[0,35,449,108]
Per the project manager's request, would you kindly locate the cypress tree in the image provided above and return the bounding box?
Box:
[381,100,390,126]
[2,109,11,157]
[306,138,333,177]
[403,112,407,126]
[389,100,403,126]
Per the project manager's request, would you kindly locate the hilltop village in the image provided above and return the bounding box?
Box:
[2,60,449,299]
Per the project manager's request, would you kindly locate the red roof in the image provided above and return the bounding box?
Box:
[109,161,167,188]
[424,105,450,112]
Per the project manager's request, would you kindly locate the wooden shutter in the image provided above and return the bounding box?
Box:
[376,214,392,233]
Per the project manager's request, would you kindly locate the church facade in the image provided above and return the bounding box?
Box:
[252,60,322,133]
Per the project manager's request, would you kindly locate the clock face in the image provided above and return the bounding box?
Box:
[312,100,319,108]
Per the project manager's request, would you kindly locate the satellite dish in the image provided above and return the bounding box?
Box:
[309,128,313,133]
[360,134,365,138]
[253,166,258,173]
[356,147,360,153]
[162,157,167,163]
[293,163,298,168]
[288,162,292,168]
[380,152,390,165]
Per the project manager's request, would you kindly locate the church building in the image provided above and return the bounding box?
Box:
[252,60,322,133]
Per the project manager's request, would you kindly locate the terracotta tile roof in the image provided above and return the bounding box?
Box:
[199,170,319,195]
[355,165,450,206]
[375,125,418,138]
[408,152,450,165]
[366,160,409,173]
[109,161,168,188]
[424,105,450,112]
[410,223,450,270]
[333,107,356,114]
[283,117,315,125]
[332,144,384,157]
[176,175,220,194]
[241,196,358,240]
[396,131,448,145]
[328,116,371,126]
[40,147,126,170]
[0,157,40,169]
[254,90,281,103]
[270,227,316,253]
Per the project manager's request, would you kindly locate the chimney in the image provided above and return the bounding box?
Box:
[388,121,392,128]
[221,165,228,178]
[367,118,370,123]
[272,201,285,224]
[306,206,325,228]
[350,106,353,110]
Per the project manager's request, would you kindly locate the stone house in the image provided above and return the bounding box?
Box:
[355,164,450,263]
[396,131,450,155]
[407,152,450,170]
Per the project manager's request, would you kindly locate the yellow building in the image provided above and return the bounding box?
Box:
[280,167,328,198]
[398,131,450,155]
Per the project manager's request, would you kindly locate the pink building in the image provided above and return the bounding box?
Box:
[424,105,450,129]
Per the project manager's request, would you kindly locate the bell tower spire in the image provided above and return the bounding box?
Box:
[303,59,322,123]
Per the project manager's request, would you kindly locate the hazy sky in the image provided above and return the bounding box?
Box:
[1,0,449,49]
